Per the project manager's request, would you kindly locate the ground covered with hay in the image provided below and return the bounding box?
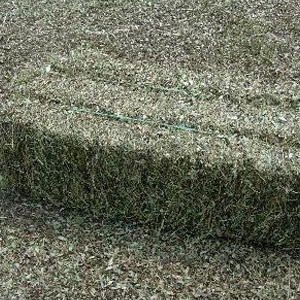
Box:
[0,189,299,299]
[1,0,300,248]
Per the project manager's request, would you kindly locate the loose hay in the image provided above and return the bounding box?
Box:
[1,190,299,299]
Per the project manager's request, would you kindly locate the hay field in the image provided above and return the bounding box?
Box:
[1,0,300,247]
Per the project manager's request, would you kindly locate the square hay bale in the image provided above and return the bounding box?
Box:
[0,49,299,248]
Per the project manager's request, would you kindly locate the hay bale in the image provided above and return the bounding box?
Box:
[1,0,300,249]
[1,66,299,247]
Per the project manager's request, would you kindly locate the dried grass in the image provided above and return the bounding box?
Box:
[1,0,299,248]
[0,190,299,299]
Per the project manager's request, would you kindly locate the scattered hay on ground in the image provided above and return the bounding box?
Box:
[0,190,299,299]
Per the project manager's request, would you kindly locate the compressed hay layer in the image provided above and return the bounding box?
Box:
[0,98,299,247]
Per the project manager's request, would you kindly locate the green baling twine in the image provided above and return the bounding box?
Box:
[71,107,198,132]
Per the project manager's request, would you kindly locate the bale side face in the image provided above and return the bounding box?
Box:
[0,118,299,248]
